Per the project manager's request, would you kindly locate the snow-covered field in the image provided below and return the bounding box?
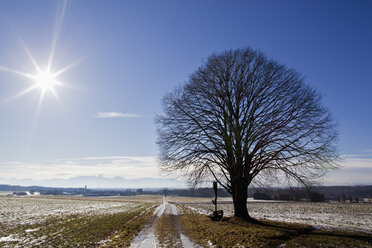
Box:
[0,196,148,247]
[1,196,139,227]
[2,196,371,247]
[184,201,372,234]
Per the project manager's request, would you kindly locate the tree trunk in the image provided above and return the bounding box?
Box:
[232,178,251,220]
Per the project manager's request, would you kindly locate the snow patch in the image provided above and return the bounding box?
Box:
[208,240,216,247]
[186,205,209,215]
[0,235,21,242]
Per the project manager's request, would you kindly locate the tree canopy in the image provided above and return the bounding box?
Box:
[156,47,338,219]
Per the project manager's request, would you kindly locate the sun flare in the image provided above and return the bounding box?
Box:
[0,0,75,111]
[0,40,76,110]
[34,70,58,91]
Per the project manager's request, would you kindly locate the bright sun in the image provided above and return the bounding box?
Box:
[0,59,72,108]
[34,70,57,91]
[0,49,77,108]
[0,0,75,110]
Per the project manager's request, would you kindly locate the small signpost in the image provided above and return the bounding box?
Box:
[211,181,223,221]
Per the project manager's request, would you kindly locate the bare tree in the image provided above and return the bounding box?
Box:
[156,47,338,219]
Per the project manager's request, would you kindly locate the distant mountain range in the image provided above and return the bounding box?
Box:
[0,175,185,189]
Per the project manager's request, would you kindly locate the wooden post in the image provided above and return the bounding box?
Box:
[213,181,217,212]
[211,181,223,220]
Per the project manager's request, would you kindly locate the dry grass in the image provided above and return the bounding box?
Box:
[157,213,176,247]
[102,204,159,247]
[184,201,372,233]
[0,196,159,247]
[179,207,372,248]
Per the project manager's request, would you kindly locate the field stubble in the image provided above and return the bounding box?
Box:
[177,200,372,234]
[1,195,371,247]
[0,196,157,247]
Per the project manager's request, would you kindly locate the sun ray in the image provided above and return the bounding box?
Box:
[53,58,83,78]
[47,0,68,71]
[0,66,36,79]
[25,89,46,153]
[0,0,75,155]
[49,87,63,107]
[1,15,42,74]
[54,81,65,86]
[19,38,42,73]
[0,60,73,107]
[0,0,75,117]
[6,84,39,101]
[36,89,46,116]
[55,80,75,89]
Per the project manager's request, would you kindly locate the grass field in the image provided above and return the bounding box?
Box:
[180,207,372,248]
[1,195,371,247]
[0,196,158,247]
[173,198,372,234]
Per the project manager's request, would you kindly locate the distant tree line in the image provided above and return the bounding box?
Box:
[1,184,371,202]
[252,189,326,202]
[251,186,372,202]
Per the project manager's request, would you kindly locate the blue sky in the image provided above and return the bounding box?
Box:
[0,0,371,187]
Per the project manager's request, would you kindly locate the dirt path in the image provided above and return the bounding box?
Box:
[129,199,200,248]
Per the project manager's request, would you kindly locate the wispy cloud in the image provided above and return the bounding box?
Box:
[362,149,372,154]
[93,112,142,118]
[0,153,371,187]
[0,156,159,180]
[0,155,187,188]
[343,150,372,159]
